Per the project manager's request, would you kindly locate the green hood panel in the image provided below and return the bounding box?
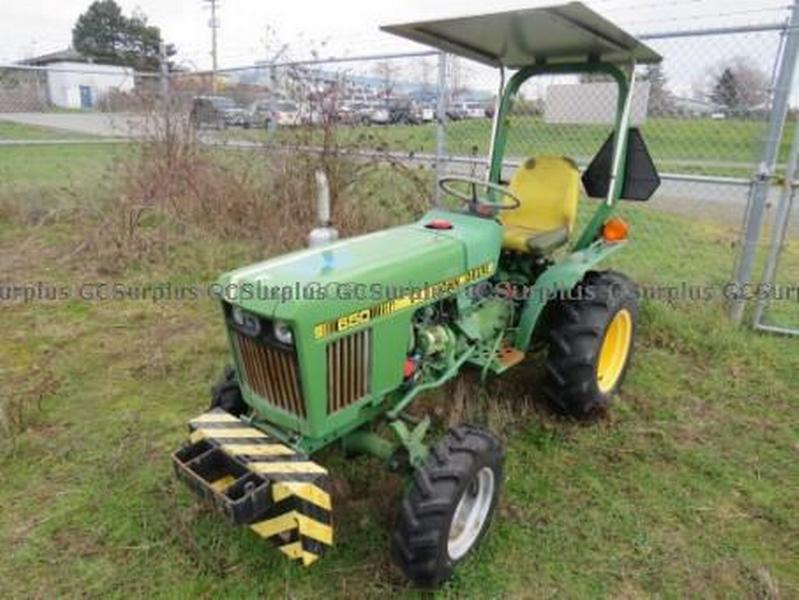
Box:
[218,211,503,324]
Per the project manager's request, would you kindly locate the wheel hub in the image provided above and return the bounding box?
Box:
[596,308,633,393]
[447,466,495,560]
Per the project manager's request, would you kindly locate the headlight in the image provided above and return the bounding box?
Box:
[231,305,261,336]
[273,320,293,345]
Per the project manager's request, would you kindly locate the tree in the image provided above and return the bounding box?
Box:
[72,0,175,71]
[641,64,674,116]
[729,60,769,111]
[706,58,769,115]
[710,68,741,113]
[374,60,399,99]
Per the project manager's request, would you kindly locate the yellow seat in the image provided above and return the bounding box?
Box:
[500,156,581,254]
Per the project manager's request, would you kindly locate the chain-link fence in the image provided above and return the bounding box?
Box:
[752,113,799,334]
[436,26,792,294]
[1,23,797,322]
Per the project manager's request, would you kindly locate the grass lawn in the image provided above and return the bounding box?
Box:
[1,144,797,598]
[0,142,128,211]
[0,119,98,141]
[216,116,793,179]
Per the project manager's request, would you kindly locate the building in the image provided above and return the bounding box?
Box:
[18,49,135,109]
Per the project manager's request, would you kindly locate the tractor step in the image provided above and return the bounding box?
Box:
[468,339,526,374]
[171,408,333,566]
[495,344,526,371]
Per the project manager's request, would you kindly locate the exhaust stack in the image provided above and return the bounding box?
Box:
[308,170,339,248]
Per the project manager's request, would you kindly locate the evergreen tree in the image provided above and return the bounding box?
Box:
[72,1,175,71]
[710,68,741,112]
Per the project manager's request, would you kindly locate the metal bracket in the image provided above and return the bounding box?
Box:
[389,416,431,469]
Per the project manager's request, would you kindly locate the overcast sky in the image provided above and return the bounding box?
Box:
[1,0,794,102]
[1,0,792,68]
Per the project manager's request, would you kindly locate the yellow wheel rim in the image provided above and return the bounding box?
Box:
[596,309,633,393]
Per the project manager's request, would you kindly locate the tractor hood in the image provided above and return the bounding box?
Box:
[217,210,502,325]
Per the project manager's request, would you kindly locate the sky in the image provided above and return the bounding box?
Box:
[0,0,794,103]
[1,0,793,68]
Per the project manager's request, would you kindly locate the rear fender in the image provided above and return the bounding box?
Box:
[514,241,626,349]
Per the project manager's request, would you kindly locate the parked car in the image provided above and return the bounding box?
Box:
[190,96,251,129]
[339,101,372,125]
[445,102,467,121]
[463,101,488,119]
[388,100,421,125]
[369,102,391,125]
[445,100,488,120]
[418,103,436,122]
[250,99,301,128]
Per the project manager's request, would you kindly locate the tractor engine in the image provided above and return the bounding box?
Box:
[403,303,458,386]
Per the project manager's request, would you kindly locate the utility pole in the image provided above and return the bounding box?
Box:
[266,38,290,136]
[204,0,219,91]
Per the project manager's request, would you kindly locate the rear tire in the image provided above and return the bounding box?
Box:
[210,365,247,416]
[392,425,504,587]
[544,270,638,419]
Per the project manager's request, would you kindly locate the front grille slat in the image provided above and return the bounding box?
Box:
[233,330,306,419]
[284,354,302,414]
[326,328,372,414]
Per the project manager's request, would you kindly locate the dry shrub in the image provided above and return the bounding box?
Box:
[0,197,22,225]
[87,103,430,270]
[0,366,60,445]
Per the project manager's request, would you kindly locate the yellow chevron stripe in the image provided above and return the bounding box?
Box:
[220,443,295,457]
[250,511,296,539]
[190,412,242,424]
[272,481,332,510]
[249,461,328,475]
[279,540,304,559]
[250,510,333,545]
[278,541,320,566]
[190,427,267,444]
[294,512,333,545]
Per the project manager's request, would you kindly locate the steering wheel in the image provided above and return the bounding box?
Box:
[438,176,522,210]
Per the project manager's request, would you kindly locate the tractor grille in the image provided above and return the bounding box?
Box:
[326,328,372,414]
[233,331,306,418]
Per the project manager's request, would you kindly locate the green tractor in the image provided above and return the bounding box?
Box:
[172,2,662,586]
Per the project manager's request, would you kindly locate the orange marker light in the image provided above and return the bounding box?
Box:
[602,217,629,243]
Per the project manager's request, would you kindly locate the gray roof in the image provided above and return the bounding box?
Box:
[381,2,661,68]
[18,48,89,66]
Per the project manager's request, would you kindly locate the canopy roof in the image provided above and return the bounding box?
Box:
[381,2,661,69]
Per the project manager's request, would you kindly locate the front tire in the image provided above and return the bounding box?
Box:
[544,271,638,419]
[392,425,504,587]
[210,365,247,416]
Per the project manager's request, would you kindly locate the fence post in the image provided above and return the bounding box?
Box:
[752,113,799,330]
[434,51,448,207]
[729,0,799,323]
